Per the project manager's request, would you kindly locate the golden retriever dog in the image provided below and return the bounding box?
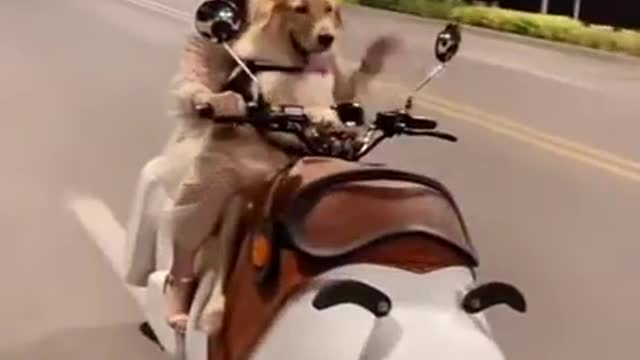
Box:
[237,0,396,109]
[161,0,400,336]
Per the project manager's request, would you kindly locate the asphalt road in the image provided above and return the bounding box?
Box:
[1,0,639,359]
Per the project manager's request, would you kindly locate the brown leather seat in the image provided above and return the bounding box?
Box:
[273,157,477,263]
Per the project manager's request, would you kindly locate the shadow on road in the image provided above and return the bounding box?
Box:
[0,323,168,360]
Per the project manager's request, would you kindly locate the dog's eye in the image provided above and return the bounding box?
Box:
[293,5,309,14]
[325,5,333,13]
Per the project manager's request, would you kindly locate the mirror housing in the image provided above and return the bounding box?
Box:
[435,23,461,63]
[195,0,244,44]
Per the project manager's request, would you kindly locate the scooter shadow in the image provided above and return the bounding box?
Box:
[0,323,168,360]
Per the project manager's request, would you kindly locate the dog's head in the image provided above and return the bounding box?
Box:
[250,0,343,54]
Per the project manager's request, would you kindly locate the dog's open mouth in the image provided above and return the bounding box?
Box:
[288,33,334,74]
[290,33,332,59]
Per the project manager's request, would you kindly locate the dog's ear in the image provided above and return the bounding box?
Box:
[334,5,343,28]
[249,0,287,26]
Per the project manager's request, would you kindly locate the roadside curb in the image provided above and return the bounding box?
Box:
[344,4,640,65]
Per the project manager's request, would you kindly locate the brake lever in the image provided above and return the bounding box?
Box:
[404,116,438,130]
[405,129,458,142]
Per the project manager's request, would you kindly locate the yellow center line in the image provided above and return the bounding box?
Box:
[430,93,640,171]
[377,81,640,182]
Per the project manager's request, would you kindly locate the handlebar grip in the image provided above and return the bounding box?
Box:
[195,103,245,124]
[196,103,214,119]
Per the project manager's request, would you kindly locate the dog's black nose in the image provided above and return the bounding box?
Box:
[317,34,334,48]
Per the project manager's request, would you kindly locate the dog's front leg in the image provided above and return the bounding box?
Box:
[332,35,402,103]
[170,35,239,117]
[331,56,361,104]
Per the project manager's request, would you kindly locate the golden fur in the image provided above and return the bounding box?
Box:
[163,0,401,335]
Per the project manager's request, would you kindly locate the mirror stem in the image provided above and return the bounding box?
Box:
[221,43,263,104]
[403,63,446,112]
[223,43,259,85]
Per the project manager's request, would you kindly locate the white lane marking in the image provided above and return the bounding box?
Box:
[462,52,597,91]
[65,192,145,306]
[119,0,190,20]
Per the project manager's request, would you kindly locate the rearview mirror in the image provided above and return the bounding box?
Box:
[402,23,462,112]
[434,23,461,63]
[194,0,261,102]
[195,0,244,44]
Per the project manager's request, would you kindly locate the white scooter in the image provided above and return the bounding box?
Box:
[123,1,527,359]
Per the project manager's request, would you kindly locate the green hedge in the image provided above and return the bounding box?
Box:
[348,0,640,57]
[451,6,640,56]
[352,0,462,19]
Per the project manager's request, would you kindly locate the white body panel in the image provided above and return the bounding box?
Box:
[251,265,505,360]
[124,156,210,360]
[124,157,506,360]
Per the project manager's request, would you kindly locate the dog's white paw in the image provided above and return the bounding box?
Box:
[305,107,341,127]
[360,35,403,75]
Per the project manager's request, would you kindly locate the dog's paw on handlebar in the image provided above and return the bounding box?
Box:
[193,91,246,119]
[312,119,361,140]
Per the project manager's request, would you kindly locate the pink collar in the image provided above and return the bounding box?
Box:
[304,54,333,75]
